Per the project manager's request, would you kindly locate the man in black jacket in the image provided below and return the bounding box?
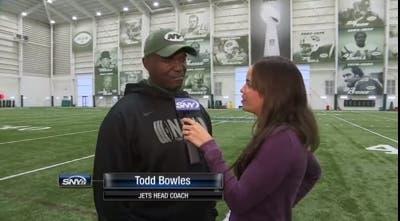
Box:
[93,29,217,220]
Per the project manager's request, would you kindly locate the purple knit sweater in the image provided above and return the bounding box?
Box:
[201,127,321,221]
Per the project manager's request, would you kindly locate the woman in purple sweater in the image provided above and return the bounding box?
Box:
[182,56,321,221]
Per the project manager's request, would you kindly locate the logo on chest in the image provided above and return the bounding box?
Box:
[153,117,206,144]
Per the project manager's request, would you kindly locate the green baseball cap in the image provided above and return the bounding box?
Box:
[144,29,197,57]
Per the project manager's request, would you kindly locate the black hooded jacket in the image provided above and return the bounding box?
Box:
[93,80,217,221]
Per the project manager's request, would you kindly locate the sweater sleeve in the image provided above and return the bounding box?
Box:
[293,151,321,206]
[93,109,135,221]
[201,131,298,215]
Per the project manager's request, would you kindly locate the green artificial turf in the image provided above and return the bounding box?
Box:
[0,108,397,220]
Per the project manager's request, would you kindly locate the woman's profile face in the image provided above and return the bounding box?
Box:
[240,67,264,116]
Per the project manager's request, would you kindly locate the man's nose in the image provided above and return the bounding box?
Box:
[172,60,186,71]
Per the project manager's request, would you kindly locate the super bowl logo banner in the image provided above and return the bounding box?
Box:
[213,36,249,66]
[120,17,142,47]
[251,0,291,62]
[292,30,335,64]
[337,0,385,96]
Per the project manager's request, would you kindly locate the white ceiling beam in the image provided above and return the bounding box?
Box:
[68,0,95,19]
[42,0,53,24]
[141,1,154,14]
[47,5,72,23]
[168,0,179,9]
[128,0,150,16]
[96,0,120,15]
[22,3,42,16]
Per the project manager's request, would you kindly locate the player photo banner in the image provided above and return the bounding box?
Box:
[120,18,142,47]
[180,9,210,39]
[95,48,118,95]
[339,27,384,63]
[213,36,249,66]
[388,25,398,61]
[120,70,143,95]
[292,30,335,64]
[338,0,385,29]
[183,67,211,96]
[185,38,211,68]
[251,0,291,62]
[337,63,383,95]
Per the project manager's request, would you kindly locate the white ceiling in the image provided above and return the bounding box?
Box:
[0,0,211,24]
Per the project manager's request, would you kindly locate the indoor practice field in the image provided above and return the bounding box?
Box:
[0,107,397,221]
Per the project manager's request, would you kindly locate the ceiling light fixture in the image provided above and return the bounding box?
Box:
[21,12,27,16]
[96,11,102,16]
[123,7,129,12]
[72,16,77,20]
[50,20,55,24]
[153,2,159,7]
[47,0,53,3]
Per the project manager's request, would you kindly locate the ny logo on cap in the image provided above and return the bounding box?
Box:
[164,32,184,42]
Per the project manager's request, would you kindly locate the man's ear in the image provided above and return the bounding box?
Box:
[142,57,150,71]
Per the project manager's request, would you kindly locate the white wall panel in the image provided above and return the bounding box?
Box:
[96,15,118,50]
[54,23,70,75]
[0,10,19,76]
[0,10,18,34]
[53,78,73,106]
[213,73,235,106]
[121,46,142,71]
[309,70,335,110]
[23,43,50,76]
[293,0,334,10]
[21,75,51,107]
[292,0,335,31]
[150,11,176,32]
[214,2,248,37]
[0,76,19,106]
[23,19,50,76]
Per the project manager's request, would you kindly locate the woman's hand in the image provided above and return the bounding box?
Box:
[182,118,213,148]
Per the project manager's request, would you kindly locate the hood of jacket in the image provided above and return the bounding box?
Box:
[124,79,190,99]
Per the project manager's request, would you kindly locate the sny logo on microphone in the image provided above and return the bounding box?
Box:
[175,98,200,111]
[59,173,92,188]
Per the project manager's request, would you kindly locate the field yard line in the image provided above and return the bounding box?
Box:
[213,121,228,126]
[0,130,98,145]
[0,155,94,181]
[334,116,398,144]
[223,211,231,221]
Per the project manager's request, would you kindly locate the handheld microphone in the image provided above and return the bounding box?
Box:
[175,98,201,165]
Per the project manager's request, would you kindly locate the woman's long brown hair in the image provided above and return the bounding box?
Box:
[233,56,319,178]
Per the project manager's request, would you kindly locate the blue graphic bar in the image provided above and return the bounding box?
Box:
[103,173,223,190]
[103,189,223,201]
